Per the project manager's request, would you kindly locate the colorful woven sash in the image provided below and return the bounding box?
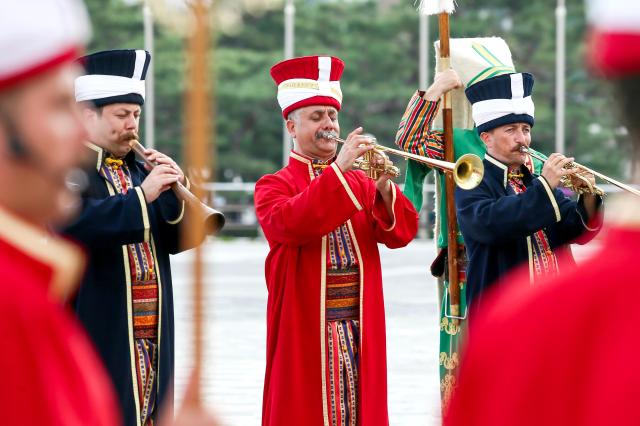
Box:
[100,160,159,339]
[508,171,559,278]
[326,268,360,321]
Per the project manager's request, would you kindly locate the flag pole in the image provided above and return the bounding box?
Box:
[184,0,210,404]
[419,7,430,91]
[555,0,566,154]
[420,0,460,322]
[282,0,295,166]
[143,2,155,149]
[418,0,460,411]
[437,12,461,323]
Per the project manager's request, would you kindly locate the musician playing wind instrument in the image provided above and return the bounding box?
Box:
[63,49,199,426]
[255,55,419,426]
[454,71,602,309]
[396,46,602,312]
[394,37,556,405]
[445,0,640,423]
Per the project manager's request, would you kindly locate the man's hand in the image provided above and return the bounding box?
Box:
[334,127,375,173]
[141,148,185,185]
[567,169,597,193]
[423,69,463,102]
[140,164,180,203]
[372,153,396,193]
[372,153,395,219]
[540,153,579,189]
[571,169,600,219]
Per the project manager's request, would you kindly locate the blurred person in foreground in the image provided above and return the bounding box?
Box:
[255,55,419,425]
[444,0,640,424]
[0,2,217,425]
[63,49,203,426]
[0,1,119,424]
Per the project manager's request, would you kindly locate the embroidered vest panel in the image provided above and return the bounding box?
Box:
[508,171,559,279]
[100,160,159,339]
[312,160,361,322]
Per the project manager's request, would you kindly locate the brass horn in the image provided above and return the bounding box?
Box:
[129,140,225,234]
[320,132,484,190]
[520,146,640,198]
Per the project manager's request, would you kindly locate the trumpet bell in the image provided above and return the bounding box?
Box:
[453,153,484,190]
[204,208,226,235]
[321,131,484,190]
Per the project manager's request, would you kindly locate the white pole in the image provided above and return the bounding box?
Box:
[419,8,430,90]
[144,3,155,149]
[282,0,295,166]
[555,0,566,154]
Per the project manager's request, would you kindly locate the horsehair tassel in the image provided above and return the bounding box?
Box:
[417,0,456,15]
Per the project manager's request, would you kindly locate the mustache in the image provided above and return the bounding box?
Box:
[317,131,338,140]
[120,132,139,142]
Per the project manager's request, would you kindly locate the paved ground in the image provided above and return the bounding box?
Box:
[172,239,441,425]
[172,237,601,425]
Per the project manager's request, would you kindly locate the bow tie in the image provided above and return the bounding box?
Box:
[105,157,124,169]
[312,159,331,172]
[508,172,523,179]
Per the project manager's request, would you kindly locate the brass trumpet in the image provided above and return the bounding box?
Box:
[520,146,640,197]
[320,132,484,190]
[129,140,226,234]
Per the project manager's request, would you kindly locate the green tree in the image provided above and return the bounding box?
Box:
[82,0,630,182]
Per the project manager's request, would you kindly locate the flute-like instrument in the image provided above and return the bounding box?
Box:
[129,140,225,234]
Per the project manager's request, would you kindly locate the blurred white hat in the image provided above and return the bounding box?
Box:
[0,0,91,91]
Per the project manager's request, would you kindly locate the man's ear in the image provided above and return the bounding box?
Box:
[78,101,100,124]
[285,119,295,138]
[80,105,96,122]
[479,131,491,147]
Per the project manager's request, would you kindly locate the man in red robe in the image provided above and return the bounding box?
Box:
[0,3,220,426]
[0,2,120,424]
[255,55,419,426]
[444,1,640,424]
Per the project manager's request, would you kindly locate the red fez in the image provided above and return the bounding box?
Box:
[270,55,345,119]
[586,0,640,77]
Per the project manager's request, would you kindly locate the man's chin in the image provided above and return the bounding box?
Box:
[115,144,133,158]
[318,139,337,151]
[29,185,80,228]
[319,148,337,159]
[515,152,527,162]
[50,188,82,227]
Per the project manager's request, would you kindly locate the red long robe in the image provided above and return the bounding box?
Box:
[0,207,120,425]
[444,195,637,426]
[255,152,419,426]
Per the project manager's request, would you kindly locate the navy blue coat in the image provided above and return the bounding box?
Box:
[63,143,189,426]
[455,154,602,311]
